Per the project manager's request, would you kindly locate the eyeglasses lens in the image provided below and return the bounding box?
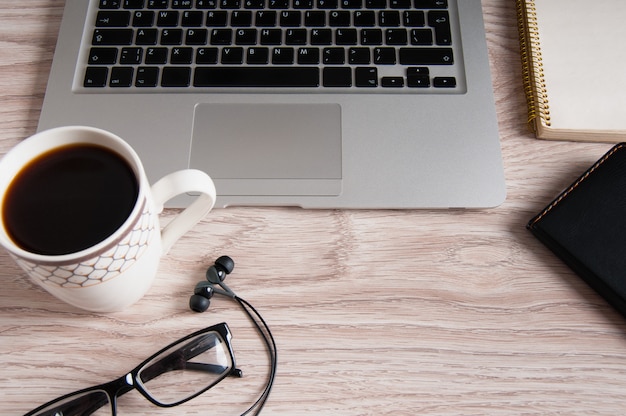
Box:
[137,330,233,406]
[28,389,111,416]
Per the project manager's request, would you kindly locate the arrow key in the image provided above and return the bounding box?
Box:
[433,76,456,88]
[381,76,404,87]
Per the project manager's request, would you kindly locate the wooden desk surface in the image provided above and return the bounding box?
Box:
[1,1,625,414]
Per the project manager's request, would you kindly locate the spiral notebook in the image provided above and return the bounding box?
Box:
[517,0,626,142]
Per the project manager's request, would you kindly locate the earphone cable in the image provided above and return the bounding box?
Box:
[233,295,277,416]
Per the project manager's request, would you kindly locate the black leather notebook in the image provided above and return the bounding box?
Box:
[527,143,626,317]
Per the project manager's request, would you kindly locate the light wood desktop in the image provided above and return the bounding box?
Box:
[1,1,625,414]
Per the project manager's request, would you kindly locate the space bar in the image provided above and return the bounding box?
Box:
[194,67,320,87]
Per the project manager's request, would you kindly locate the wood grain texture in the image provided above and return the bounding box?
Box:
[1,1,626,414]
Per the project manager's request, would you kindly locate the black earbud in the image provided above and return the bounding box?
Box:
[189,281,215,312]
[189,256,235,313]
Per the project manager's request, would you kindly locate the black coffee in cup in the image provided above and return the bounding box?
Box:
[2,143,139,255]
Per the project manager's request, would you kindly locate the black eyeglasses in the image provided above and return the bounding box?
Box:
[24,322,241,416]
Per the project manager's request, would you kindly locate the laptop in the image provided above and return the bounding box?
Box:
[37,0,505,208]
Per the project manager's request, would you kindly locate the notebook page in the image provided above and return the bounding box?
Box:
[535,0,626,131]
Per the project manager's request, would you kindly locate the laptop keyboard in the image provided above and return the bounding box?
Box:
[80,0,464,92]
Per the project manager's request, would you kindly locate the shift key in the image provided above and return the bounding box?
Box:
[398,47,453,65]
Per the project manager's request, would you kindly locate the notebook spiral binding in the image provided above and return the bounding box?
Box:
[516,0,551,131]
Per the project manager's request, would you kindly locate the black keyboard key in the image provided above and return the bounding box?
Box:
[245,0,266,8]
[196,0,218,8]
[92,29,134,45]
[221,0,241,7]
[410,28,433,45]
[317,0,338,8]
[123,0,145,8]
[428,10,451,45]
[379,10,400,26]
[293,0,314,8]
[231,11,253,26]
[348,47,370,64]
[136,28,158,44]
[272,47,295,64]
[171,47,194,63]
[147,0,169,7]
[96,11,131,27]
[157,10,180,26]
[381,76,403,87]
[135,66,159,86]
[389,0,410,8]
[323,47,345,64]
[286,29,308,45]
[84,67,109,87]
[161,28,184,44]
[99,0,121,9]
[398,47,453,64]
[182,11,204,26]
[110,66,134,87]
[407,74,429,87]
[414,0,447,8]
[280,11,302,26]
[311,28,332,44]
[88,47,118,64]
[145,47,168,63]
[329,11,350,27]
[373,47,396,64]
[407,66,429,75]
[221,47,245,63]
[403,10,425,26]
[260,28,282,44]
[341,0,362,8]
[207,11,228,26]
[323,67,351,87]
[196,47,219,63]
[385,28,407,45]
[355,66,377,87]
[194,67,320,86]
[247,47,270,63]
[297,47,320,64]
[365,0,386,8]
[172,0,193,7]
[304,11,325,27]
[268,0,289,8]
[433,76,455,87]
[360,28,382,45]
[120,47,143,64]
[354,10,375,26]
[255,11,277,26]
[161,67,191,86]
[236,28,258,44]
[210,29,232,45]
[132,10,155,26]
[186,28,209,44]
[336,28,357,45]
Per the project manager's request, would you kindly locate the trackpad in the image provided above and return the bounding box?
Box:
[190,103,342,196]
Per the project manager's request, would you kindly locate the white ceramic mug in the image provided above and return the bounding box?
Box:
[0,126,216,312]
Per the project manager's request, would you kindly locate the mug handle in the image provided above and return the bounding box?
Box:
[150,169,216,254]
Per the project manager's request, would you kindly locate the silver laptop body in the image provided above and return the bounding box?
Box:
[38,0,505,208]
